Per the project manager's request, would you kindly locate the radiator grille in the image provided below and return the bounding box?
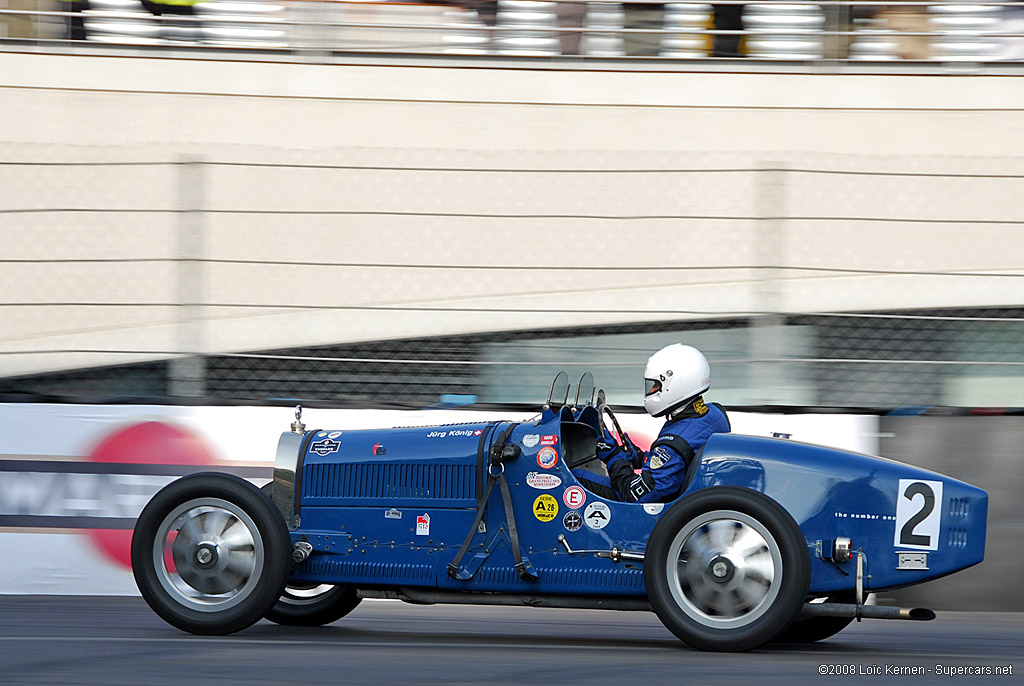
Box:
[303,462,476,505]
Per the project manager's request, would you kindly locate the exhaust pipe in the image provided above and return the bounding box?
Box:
[801,603,935,621]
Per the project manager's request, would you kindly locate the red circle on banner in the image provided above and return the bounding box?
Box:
[86,421,215,569]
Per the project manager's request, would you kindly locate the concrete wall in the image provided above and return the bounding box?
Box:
[1,51,1023,377]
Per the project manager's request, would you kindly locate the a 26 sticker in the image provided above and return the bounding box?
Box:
[894,479,943,551]
[563,485,586,509]
[534,494,559,522]
[526,472,562,490]
[584,502,611,530]
[537,447,559,469]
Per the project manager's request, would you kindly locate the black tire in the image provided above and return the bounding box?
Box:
[131,473,290,635]
[264,582,362,626]
[773,594,856,643]
[257,484,362,626]
[644,487,811,652]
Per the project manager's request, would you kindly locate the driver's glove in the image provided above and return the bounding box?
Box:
[597,436,634,469]
[596,437,622,464]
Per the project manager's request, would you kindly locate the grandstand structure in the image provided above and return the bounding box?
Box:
[1,1,1023,410]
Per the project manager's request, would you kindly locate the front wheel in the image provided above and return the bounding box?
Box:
[644,487,810,652]
[131,473,290,635]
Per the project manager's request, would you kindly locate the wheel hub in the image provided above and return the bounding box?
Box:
[708,556,735,583]
[194,542,219,569]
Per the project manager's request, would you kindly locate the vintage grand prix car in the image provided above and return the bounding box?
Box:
[131,373,988,651]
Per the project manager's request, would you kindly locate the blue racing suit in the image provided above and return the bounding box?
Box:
[576,397,730,503]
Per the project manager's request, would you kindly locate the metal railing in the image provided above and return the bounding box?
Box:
[2,0,1023,61]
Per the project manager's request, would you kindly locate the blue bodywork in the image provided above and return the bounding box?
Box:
[284,403,987,600]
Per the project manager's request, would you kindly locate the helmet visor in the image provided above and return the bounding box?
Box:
[644,378,662,397]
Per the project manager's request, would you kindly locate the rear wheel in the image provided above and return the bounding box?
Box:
[131,473,290,635]
[644,487,810,651]
[774,594,856,643]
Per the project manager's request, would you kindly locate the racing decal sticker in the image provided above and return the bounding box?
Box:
[563,511,582,532]
[533,494,559,522]
[416,513,431,536]
[328,431,343,439]
[372,442,387,456]
[310,439,340,456]
[648,448,670,470]
[894,479,943,551]
[523,434,540,448]
[563,485,586,509]
[526,472,562,490]
[385,508,402,520]
[540,435,559,446]
[643,503,664,515]
[537,447,559,470]
[584,502,611,530]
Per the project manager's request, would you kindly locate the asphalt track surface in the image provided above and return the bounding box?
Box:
[0,597,1019,686]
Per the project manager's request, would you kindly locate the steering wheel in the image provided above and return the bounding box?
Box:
[598,402,638,456]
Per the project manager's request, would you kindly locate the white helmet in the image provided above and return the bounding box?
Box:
[643,344,711,417]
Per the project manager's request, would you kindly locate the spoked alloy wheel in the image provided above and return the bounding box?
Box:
[645,487,810,651]
[668,511,782,628]
[132,473,290,635]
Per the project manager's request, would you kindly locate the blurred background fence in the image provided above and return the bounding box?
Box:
[2,0,1024,62]
[2,146,1022,410]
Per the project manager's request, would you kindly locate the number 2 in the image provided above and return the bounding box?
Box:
[899,482,935,546]
[894,479,943,551]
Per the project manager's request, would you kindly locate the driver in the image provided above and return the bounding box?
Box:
[574,344,730,503]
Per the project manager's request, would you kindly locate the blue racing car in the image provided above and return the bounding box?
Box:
[131,372,988,651]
